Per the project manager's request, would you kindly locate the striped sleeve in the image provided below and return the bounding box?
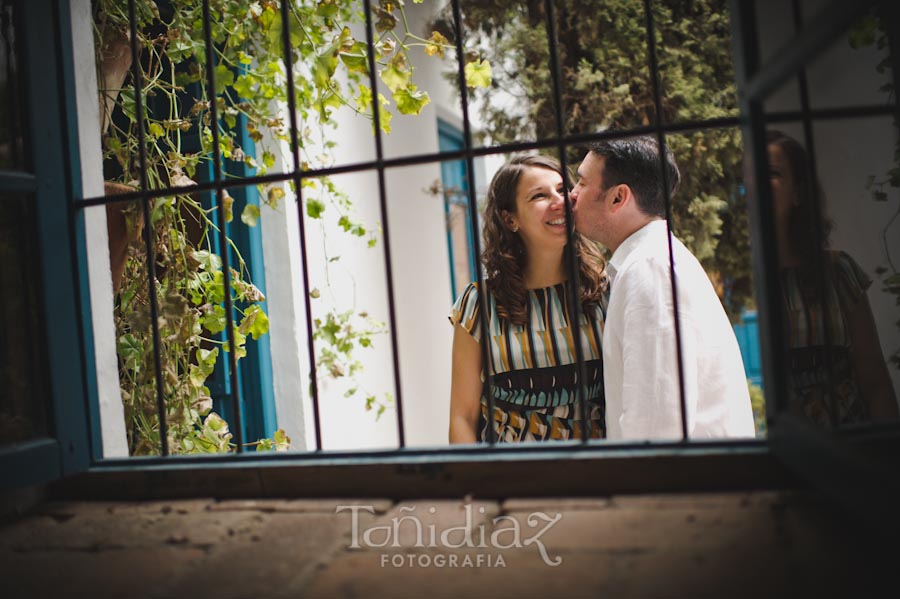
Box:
[448,282,483,343]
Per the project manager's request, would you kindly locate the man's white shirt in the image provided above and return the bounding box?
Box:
[603,219,756,440]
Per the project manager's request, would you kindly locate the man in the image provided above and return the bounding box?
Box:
[571,136,755,440]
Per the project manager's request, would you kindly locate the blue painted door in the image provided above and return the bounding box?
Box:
[438,120,477,300]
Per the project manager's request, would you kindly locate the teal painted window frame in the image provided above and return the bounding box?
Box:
[437,119,477,301]
[0,0,92,489]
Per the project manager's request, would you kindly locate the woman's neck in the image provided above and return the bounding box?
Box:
[523,248,566,289]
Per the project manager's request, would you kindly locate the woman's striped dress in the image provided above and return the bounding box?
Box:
[450,282,607,442]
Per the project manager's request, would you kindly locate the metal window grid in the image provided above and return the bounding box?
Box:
[70,0,899,469]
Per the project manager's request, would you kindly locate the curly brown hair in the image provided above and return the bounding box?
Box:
[482,155,607,326]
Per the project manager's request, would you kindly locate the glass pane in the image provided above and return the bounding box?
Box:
[0,0,27,171]
[97,0,301,195]
[0,194,48,445]
[655,0,740,124]
[107,197,165,456]
[106,181,281,456]
[303,171,399,451]
[385,162,465,447]
[441,1,656,150]
[569,133,759,441]
[447,0,561,149]
[759,119,900,427]
[755,0,803,114]
[805,4,893,111]
[667,127,766,437]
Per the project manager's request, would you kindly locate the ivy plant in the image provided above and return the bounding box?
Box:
[95,0,490,454]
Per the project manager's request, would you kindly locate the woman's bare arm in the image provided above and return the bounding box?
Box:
[449,324,483,444]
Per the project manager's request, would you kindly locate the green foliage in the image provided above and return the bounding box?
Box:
[748,381,766,437]
[96,0,480,453]
[312,307,392,418]
[443,0,752,317]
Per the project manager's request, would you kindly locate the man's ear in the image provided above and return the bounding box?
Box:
[608,184,630,212]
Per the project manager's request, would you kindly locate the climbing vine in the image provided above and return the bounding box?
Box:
[95,0,489,454]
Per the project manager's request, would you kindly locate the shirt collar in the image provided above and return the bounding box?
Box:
[607,219,668,284]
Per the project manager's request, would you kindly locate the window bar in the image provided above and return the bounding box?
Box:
[644,0,689,441]
[449,0,499,445]
[201,0,244,453]
[278,0,323,450]
[76,98,898,212]
[97,111,900,209]
[727,0,792,418]
[362,0,406,448]
[127,0,169,456]
[790,0,837,425]
[543,0,591,443]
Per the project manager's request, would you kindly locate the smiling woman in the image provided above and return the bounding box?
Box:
[447,155,608,444]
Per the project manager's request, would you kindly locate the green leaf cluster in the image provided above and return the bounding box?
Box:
[312,306,392,418]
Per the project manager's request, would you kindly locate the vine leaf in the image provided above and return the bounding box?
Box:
[241,203,260,227]
[380,64,409,93]
[425,31,448,58]
[464,59,492,89]
[395,85,430,115]
[214,64,235,95]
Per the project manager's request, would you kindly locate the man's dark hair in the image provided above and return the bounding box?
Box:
[588,136,681,218]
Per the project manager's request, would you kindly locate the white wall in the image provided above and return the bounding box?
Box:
[71,0,128,457]
[272,1,481,450]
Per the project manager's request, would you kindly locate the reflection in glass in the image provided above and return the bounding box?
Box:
[805,7,891,111]
[756,0,803,115]
[766,130,899,426]
[0,0,26,171]
[0,195,48,445]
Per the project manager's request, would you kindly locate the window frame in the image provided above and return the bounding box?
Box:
[5,0,898,516]
[0,0,93,490]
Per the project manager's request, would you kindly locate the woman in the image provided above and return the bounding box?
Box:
[767,130,898,425]
[448,155,608,443]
